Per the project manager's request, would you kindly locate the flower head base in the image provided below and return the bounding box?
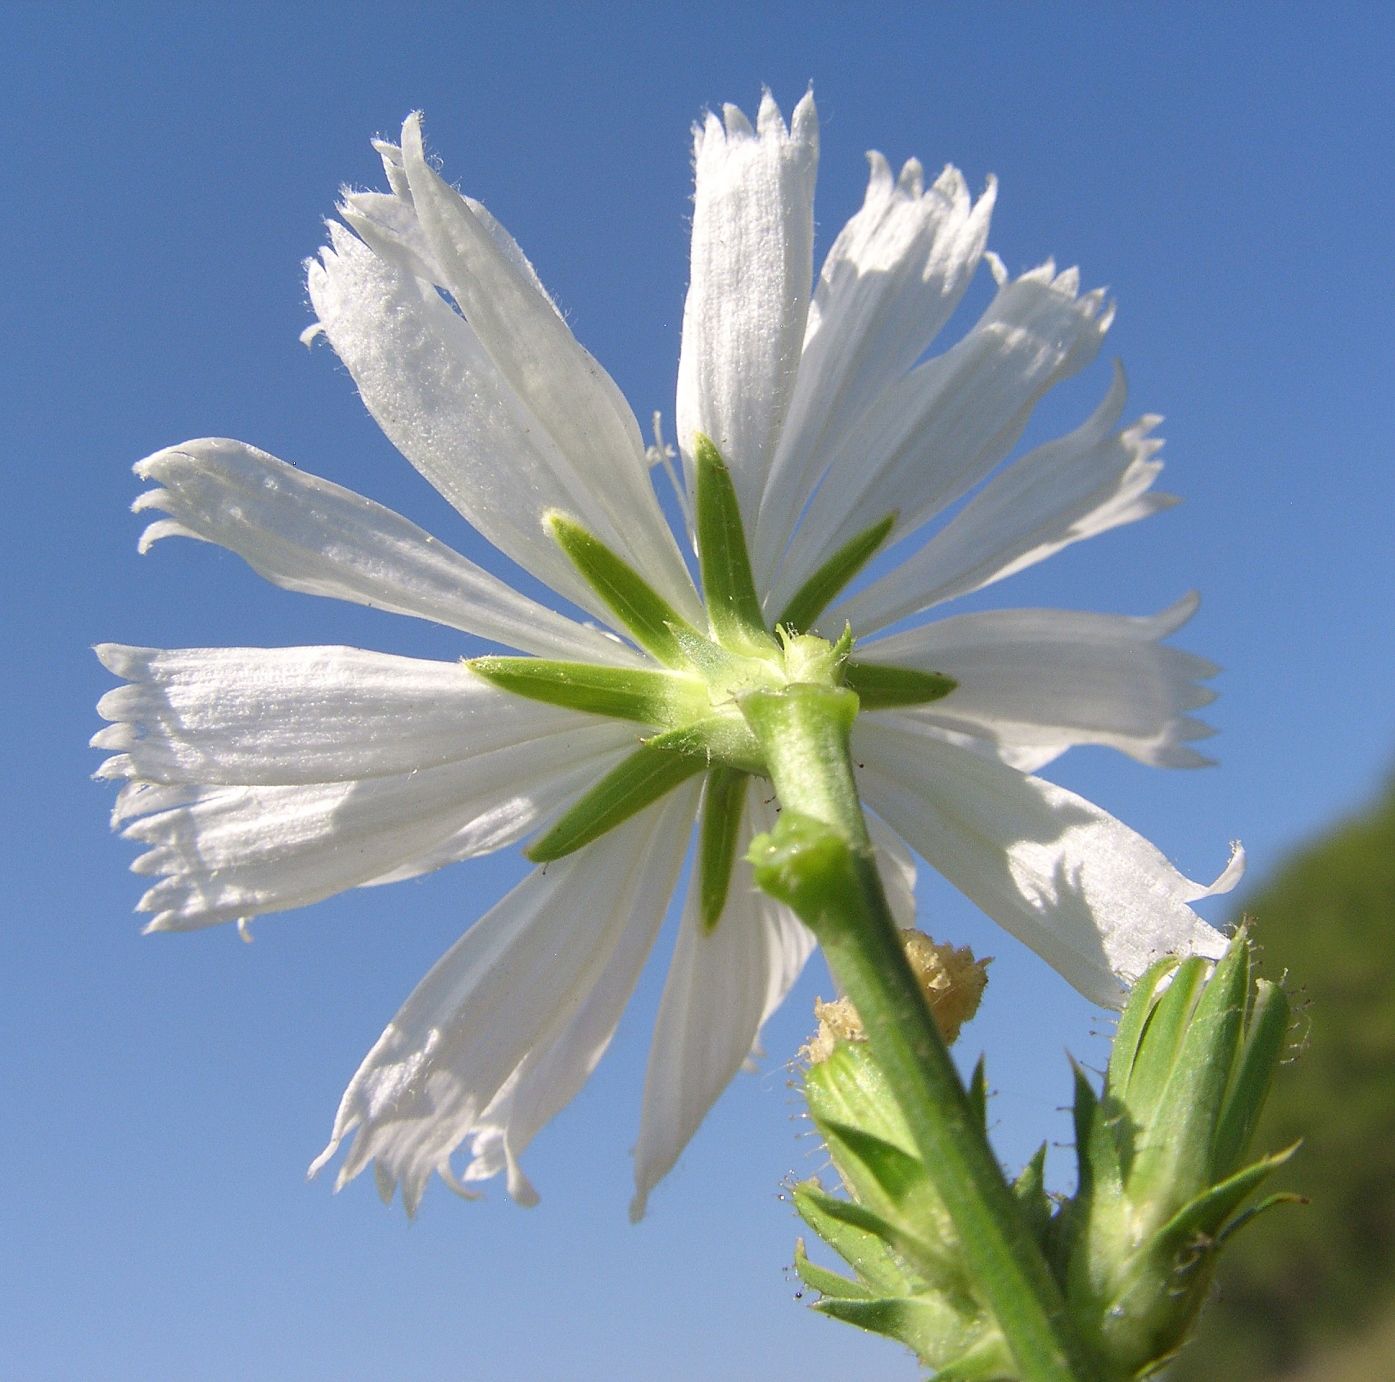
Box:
[97,93,1240,1216]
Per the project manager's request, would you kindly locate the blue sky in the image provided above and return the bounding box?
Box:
[5,4,1392,1378]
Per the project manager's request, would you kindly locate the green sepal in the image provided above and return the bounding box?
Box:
[1211,1187,1307,1248]
[469,657,702,727]
[667,622,743,680]
[693,434,770,647]
[843,660,957,709]
[698,766,746,930]
[804,1038,914,1152]
[776,512,896,634]
[546,510,699,666]
[525,738,703,861]
[818,1119,962,1285]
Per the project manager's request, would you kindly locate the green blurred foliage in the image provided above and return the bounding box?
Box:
[1171,776,1395,1379]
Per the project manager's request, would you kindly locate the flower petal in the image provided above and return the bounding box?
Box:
[341,139,561,319]
[310,790,697,1215]
[855,719,1238,1008]
[460,782,701,1205]
[116,718,636,932]
[754,154,994,588]
[867,808,918,929]
[391,115,698,617]
[835,364,1174,630]
[860,596,1217,769]
[630,787,815,1219]
[769,263,1113,611]
[92,644,598,785]
[132,440,634,664]
[676,91,819,527]
[306,228,624,616]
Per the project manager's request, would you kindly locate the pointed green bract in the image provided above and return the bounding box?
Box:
[777,513,896,633]
[526,739,704,862]
[546,511,698,666]
[1212,977,1290,1176]
[1054,929,1298,1376]
[843,660,957,709]
[468,657,703,727]
[698,766,746,930]
[693,434,769,646]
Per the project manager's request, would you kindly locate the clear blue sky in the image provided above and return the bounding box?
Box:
[5,4,1391,1378]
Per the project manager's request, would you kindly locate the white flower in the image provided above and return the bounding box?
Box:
[95,93,1240,1220]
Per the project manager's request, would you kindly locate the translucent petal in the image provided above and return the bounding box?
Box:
[855,720,1238,1009]
[835,364,1174,630]
[394,115,698,617]
[754,155,995,588]
[119,720,635,932]
[630,788,815,1218]
[93,644,602,786]
[461,784,701,1205]
[676,91,819,531]
[132,439,634,664]
[311,792,696,1215]
[859,597,1217,769]
[770,264,1112,612]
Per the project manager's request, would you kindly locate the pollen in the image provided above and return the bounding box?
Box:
[803,930,990,1061]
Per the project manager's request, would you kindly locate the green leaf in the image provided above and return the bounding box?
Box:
[525,739,703,861]
[776,513,896,633]
[546,511,699,666]
[693,434,768,645]
[843,660,957,709]
[469,657,702,727]
[698,766,746,929]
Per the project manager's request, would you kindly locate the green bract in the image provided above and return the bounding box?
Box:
[792,929,1298,1380]
[468,434,956,913]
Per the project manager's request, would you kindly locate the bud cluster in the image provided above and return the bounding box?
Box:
[793,931,1296,1379]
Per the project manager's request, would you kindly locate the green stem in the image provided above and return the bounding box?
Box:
[741,684,1105,1382]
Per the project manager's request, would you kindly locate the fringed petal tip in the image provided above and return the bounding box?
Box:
[307,1114,542,1218]
[694,88,817,156]
[1205,841,1246,898]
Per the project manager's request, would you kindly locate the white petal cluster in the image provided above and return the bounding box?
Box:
[97,93,1239,1216]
